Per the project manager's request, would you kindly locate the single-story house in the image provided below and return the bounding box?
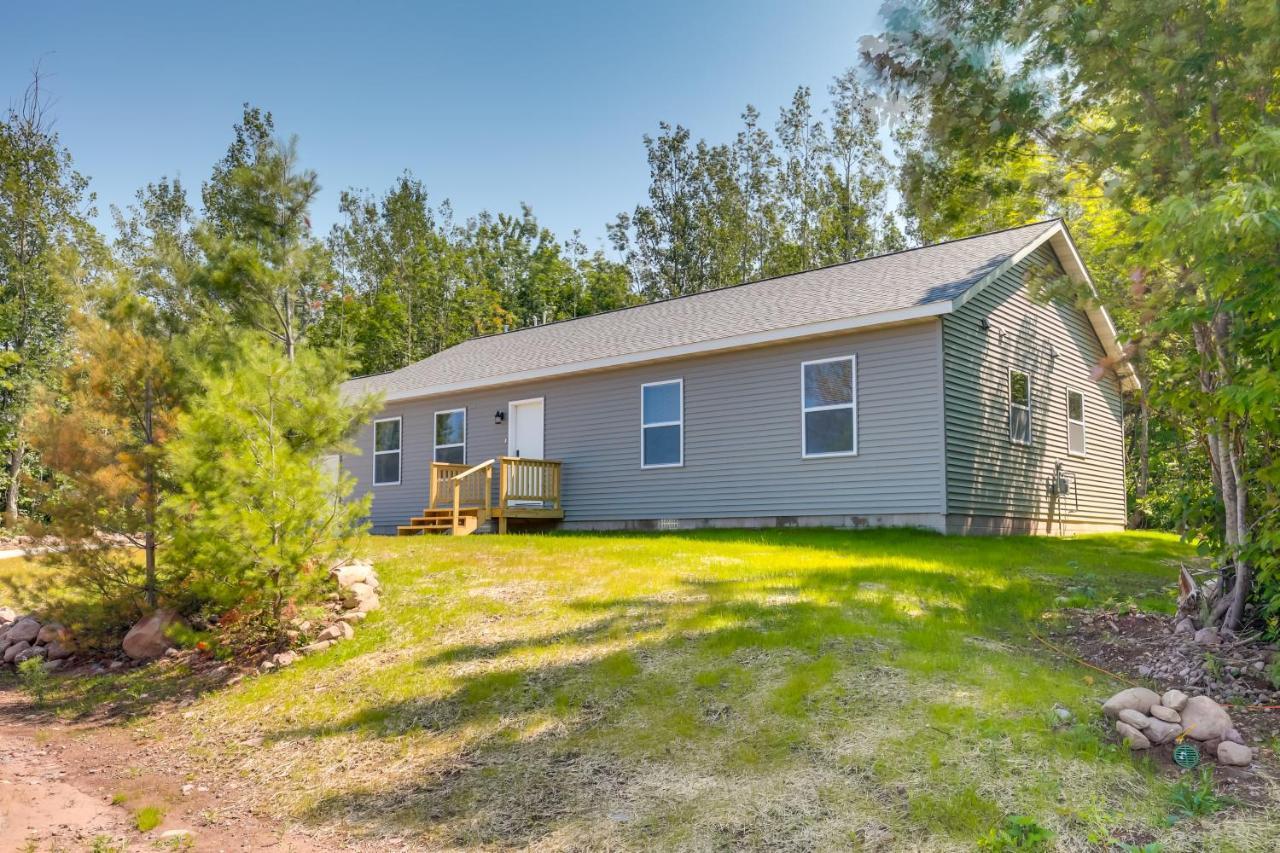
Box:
[340,219,1137,536]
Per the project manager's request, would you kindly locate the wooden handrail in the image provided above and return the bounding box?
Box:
[447,459,495,530]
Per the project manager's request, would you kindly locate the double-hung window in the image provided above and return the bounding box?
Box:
[373,417,402,485]
[802,355,857,457]
[641,379,683,468]
[1066,390,1087,456]
[1009,369,1032,445]
[434,408,466,464]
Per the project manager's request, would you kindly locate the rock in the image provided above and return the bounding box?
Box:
[14,644,45,663]
[1102,687,1161,719]
[1194,627,1221,646]
[1223,727,1245,746]
[122,609,184,660]
[1052,705,1072,723]
[268,651,299,668]
[1173,617,1195,635]
[301,640,334,655]
[1118,709,1151,728]
[1144,719,1182,745]
[1217,741,1251,766]
[3,640,30,663]
[6,617,40,644]
[344,611,367,623]
[35,622,65,644]
[334,562,377,589]
[1161,689,1189,712]
[160,829,193,840]
[1180,695,1233,741]
[341,582,377,608]
[316,621,354,643]
[1149,705,1180,723]
[1116,720,1151,749]
[1201,737,1223,754]
[43,638,73,661]
[42,658,64,673]
[0,606,16,624]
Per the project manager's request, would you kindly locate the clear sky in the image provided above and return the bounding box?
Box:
[4,1,885,249]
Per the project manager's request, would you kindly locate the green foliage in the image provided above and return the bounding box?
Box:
[0,74,97,526]
[164,335,375,627]
[611,71,903,300]
[977,815,1054,851]
[1166,767,1234,823]
[16,655,49,704]
[133,805,164,832]
[312,175,635,377]
[863,0,1280,636]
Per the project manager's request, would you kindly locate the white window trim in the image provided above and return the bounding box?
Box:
[433,407,467,464]
[1066,388,1087,457]
[801,354,858,459]
[372,416,402,486]
[640,378,684,469]
[1009,368,1032,446]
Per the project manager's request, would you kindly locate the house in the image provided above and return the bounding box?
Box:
[340,220,1137,536]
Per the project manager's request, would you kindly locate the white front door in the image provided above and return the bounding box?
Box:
[507,398,546,506]
[508,398,544,459]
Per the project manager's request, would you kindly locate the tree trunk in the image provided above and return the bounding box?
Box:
[143,378,158,609]
[1129,390,1150,528]
[4,441,24,528]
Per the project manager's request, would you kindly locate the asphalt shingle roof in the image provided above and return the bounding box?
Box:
[347,220,1061,398]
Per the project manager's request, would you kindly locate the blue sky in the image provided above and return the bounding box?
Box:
[4,1,884,249]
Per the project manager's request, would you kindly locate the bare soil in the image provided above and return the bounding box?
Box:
[1044,609,1280,804]
[0,690,329,852]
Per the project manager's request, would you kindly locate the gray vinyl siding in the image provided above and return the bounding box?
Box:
[345,321,947,533]
[941,245,1127,530]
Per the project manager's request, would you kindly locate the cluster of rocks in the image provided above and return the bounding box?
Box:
[260,559,380,672]
[0,607,75,671]
[1104,687,1257,766]
[1152,620,1280,705]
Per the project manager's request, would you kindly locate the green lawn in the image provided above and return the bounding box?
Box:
[18,529,1280,850]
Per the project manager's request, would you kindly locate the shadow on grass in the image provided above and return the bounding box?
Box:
[285,528,1178,847]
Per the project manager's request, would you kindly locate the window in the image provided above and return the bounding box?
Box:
[1009,369,1031,445]
[434,408,466,464]
[373,417,402,485]
[802,355,857,457]
[641,379,683,468]
[1067,390,1087,456]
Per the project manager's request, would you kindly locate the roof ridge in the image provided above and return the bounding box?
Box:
[450,218,1061,348]
[350,218,1061,383]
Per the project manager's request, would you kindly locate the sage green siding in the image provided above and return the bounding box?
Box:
[941,245,1127,532]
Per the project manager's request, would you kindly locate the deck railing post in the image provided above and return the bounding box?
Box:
[452,480,461,532]
[428,463,438,509]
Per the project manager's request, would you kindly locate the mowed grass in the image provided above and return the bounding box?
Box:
[22,529,1280,849]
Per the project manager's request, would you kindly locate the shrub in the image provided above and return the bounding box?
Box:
[978,815,1054,851]
[1166,767,1234,823]
[16,656,49,704]
[163,335,375,632]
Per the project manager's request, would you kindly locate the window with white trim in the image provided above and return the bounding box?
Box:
[1067,389,1086,456]
[802,355,857,457]
[373,417,402,485]
[1009,369,1031,445]
[434,408,466,464]
[641,379,683,468]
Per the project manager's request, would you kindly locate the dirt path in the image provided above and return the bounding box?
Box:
[0,691,331,852]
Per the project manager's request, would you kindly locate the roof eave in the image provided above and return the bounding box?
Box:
[372,301,952,403]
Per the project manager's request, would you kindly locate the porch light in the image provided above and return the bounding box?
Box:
[494,410,506,425]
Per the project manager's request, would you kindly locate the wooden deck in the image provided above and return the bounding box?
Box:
[397,457,564,536]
